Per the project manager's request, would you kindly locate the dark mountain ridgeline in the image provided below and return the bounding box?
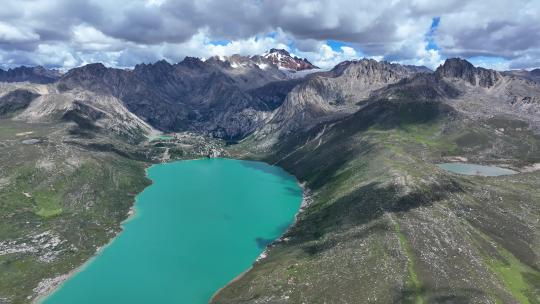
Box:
[0,66,61,84]
[56,52,321,139]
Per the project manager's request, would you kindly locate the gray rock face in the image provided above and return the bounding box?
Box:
[371,73,460,101]
[205,54,290,90]
[0,82,154,142]
[58,59,257,139]
[55,51,321,139]
[402,64,433,74]
[0,66,61,84]
[254,59,422,146]
[435,58,501,87]
[250,57,540,149]
[370,58,540,131]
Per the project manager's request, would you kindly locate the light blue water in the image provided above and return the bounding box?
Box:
[437,163,518,176]
[44,158,302,304]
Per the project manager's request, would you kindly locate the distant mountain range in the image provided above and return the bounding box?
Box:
[0,66,61,84]
[503,68,540,83]
[1,49,539,141]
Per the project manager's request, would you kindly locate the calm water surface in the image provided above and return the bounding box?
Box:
[44,158,302,304]
[437,163,518,176]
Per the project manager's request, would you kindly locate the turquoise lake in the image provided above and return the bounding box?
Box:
[44,158,302,304]
[437,163,518,176]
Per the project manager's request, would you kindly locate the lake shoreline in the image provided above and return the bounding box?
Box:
[32,205,139,303]
[32,163,157,304]
[37,157,303,303]
[209,179,312,303]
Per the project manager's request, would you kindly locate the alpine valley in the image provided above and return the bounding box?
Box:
[1,48,540,304]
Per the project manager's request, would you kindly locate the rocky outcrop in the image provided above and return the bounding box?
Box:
[435,58,501,87]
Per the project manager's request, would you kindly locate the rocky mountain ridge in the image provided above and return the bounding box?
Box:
[503,68,540,84]
[2,55,538,142]
[253,58,421,146]
[0,66,61,84]
[435,58,501,88]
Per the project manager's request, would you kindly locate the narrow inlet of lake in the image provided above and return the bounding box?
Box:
[44,158,302,304]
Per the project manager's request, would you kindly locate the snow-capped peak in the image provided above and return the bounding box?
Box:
[262,49,318,71]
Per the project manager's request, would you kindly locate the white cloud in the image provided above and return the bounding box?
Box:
[468,56,511,71]
[394,42,443,70]
[0,22,39,43]
[295,43,361,69]
[72,24,123,51]
[0,0,538,69]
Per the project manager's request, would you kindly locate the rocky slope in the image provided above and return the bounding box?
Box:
[219,98,540,303]
[57,51,319,139]
[373,58,540,131]
[0,82,154,142]
[217,64,540,303]
[252,59,427,148]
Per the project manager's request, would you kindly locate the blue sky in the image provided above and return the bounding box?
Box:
[426,17,440,51]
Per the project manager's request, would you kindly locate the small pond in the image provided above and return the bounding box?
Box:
[437,163,518,176]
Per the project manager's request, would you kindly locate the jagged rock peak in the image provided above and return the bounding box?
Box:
[436,58,501,87]
[263,48,318,71]
[330,59,431,77]
[75,62,107,72]
[330,58,376,74]
[61,63,110,80]
[179,56,206,69]
[330,59,401,76]
[267,48,292,56]
[133,60,174,73]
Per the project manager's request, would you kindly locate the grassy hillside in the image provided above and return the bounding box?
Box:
[215,99,540,303]
[0,120,151,303]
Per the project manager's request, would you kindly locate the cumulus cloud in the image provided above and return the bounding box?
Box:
[0,0,537,70]
[295,43,362,69]
[0,22,39,43]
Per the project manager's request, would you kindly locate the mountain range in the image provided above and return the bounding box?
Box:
[2,49,539,144]
[1,49,540,303]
